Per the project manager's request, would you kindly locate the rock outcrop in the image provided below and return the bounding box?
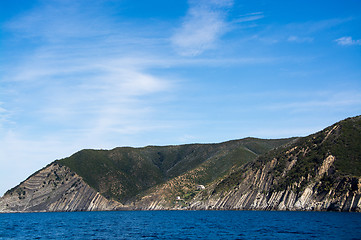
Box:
[0,163,122,213]
[126,155,361,212]
[187,155,361,212]
[122,116,361,212]
[1,115,360,213]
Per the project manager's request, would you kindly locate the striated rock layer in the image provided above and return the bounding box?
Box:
[124,155,361,212]
[188,155,361,212]
[0,163,122,213]
[125,116,361,212]
[1,116,360,213]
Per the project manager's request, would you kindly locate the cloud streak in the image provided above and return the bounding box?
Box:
[233,12,264,23]
[1,0,360,197]
[5,0,112,42]
[287,36,313,43]
[0,0,179,173]
[262,91,361,113]
[335,36,361,46]
[0,11,175,192]
[249,18,352,45]
[171,0,233,56]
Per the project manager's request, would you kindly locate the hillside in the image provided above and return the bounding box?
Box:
[119,116,361,211]
[0,138,292,212]
[56,138,293,203]
[0,115,360,212]
[187,115,361,211]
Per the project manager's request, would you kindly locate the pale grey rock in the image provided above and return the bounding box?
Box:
[0,163,122,213]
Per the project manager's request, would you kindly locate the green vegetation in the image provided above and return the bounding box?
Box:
[214,115,361,195]
[54,115,361,204]
[328,116,361,176]
[4,116,361,211]
[57,148,164,201]
[267,115,360,193]
[56,137,293,203]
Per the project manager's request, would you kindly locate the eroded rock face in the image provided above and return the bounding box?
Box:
[1,155,360,212]
[1,157,360,212]
[0,163,122,213]
[190,160,361,212]
[127,154,361,212]
[1,116,360,212]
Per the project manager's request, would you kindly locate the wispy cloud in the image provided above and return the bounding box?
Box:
[0,0,281,154]
[0,22,175,194]
[251,18,351,45]
[4,49,174,132]
[0,101,13,132]
[262,91,361,113]
[287,36,313,43]
[1,0,360,197]
[233,12,264,23]
[285,18,352,34]
[5,0,112,42]
[1,1,179,153]
[335,36,361,46]
[171,0,233,56]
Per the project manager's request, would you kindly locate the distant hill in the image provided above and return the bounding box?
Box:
[1,116,360,212]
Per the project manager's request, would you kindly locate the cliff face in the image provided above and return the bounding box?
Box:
[0,138,289,213]
[122,155,361,211]
[0,163,122,213]
[1,116,360,213]
[188,155,361,212]
[130,116,361,212]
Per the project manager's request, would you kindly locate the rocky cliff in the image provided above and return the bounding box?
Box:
[1,116,360,212]
[187,155,361,212]
[123,154,361,211]
[0,163,122,212]
[131,116,361,212]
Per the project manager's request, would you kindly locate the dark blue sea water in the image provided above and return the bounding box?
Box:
[0,210,360,240]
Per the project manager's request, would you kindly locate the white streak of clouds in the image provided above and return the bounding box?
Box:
[335,36,361,46]
[287,36,313,43]
[234,12,264,23]
[0,0,179,196]
[262,91,361,113]
[5,0,111,42]
[171,0,233,56]
[286,18,352,34]
[252,18,351,45]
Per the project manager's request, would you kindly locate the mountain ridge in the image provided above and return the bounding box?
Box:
[1,115,360,212]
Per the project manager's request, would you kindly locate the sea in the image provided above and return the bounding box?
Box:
[0,210,360,240]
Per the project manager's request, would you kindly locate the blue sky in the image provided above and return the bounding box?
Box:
[0,0,360,196]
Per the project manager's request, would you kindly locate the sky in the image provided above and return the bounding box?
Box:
[0,0,360,196]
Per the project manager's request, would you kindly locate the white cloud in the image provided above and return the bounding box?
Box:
[285,18,352,34]
[335,36,361,46]
[250,18,351,45]
[5,0,111,42]
[262,91,361,113]
[0,1,178,195]
[234,12,264,23]
[171,0,233,56]
[4,49,174,130]
[0,102,12,130]
[287,36,313,43]
[0,103,6,114]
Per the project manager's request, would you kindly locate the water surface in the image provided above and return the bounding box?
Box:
[1,210,360,239]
